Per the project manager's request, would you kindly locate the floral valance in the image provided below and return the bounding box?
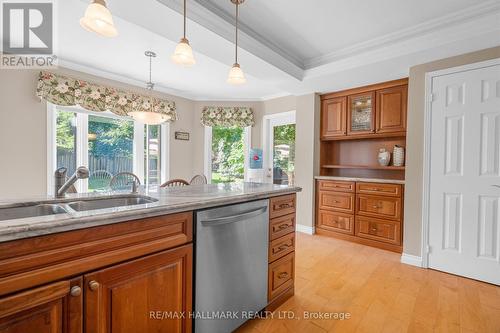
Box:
[201,106,254,127]
[36,71,177,122]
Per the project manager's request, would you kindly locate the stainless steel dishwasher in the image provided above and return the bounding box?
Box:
[195,199,269,333]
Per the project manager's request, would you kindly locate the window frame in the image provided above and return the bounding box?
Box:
[204,125,251,184]
[47,103,170,194]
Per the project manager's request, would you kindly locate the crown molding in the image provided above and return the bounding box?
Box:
[156,0,304,80]
[304,0,500,69]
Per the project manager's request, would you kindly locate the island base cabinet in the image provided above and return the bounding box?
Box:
[84,244,192,333]
[0,278,83,333]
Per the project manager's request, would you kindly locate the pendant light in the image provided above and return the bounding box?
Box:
[227,0,246,85]
[171,0,196,66]
[80,0,118,37]
[128,51,171,125]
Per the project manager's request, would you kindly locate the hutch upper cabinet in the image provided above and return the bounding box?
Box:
[347,91,376,135]
[321,97,346,139]
[321,78,408,140]
[376,85,407,134]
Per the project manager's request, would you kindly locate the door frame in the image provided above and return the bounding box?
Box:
[421,57,500,268]
[262,111,296,184]
[204,126,251,184]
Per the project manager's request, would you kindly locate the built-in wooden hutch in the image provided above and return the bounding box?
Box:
[316,78,408,252]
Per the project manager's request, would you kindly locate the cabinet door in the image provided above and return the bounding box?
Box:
[321,97,346,138]
[84,244,192,333]
[376,85,407,133]
[0,278,82,333]
[347,92,376,135]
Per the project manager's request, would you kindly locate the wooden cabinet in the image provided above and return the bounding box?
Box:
[85,245,192,333]
[320,79,408,140]
[347,92,376,136]
[317,210,354,235]
[267,194,296,311]
[355,216,401,245]
[270,194,296,219]
[0,278,82,333]
[376,85,407,134]
[321,97,346,139]
[316,180,403,252]
[318,191,355,214]
[268,252,295,301]
[0,212,194,333]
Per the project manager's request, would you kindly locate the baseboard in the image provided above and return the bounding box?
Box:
[400,253,423,267]
[296,224,314,235]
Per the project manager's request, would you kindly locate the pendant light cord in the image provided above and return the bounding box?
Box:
[183,0,187,39]
[235,2,239,64]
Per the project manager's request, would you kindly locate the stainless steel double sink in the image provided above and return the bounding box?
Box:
[0,195,158,221]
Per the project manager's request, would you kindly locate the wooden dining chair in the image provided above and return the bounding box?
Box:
[109,172,141,190]
[189,174,208,185]
[160,179,190,188]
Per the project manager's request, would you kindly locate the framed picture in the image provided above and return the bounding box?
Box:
[175,131,190,141]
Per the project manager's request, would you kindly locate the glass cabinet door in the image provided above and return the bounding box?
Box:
[347,92,375,135]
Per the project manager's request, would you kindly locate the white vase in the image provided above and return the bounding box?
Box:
[377,148,391,167]
[393,145,405,166]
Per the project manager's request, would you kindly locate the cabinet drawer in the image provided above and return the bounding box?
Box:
[355,216,401,245]
[317,210,354,235]
[268,252,294,301]
[318,180,355,193]
[269,233,295,263]
[270,194,296,219]
[318,192,354,214]
[356,194,401,221]
[270,213,295,241]
[356,182,401,197]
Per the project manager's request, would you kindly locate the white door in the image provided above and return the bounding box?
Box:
[263,112,296,184]
[428,61,500,285]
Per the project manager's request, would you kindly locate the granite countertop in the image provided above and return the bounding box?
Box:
[314,176,405,185]
[0,183,301,243]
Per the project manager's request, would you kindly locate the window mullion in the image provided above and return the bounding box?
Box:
[76,113,89,193]
[133,123,145,185]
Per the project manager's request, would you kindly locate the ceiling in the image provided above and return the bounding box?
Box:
[54,0,500,100]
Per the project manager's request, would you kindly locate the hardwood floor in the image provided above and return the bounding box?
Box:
[236,233,500,333]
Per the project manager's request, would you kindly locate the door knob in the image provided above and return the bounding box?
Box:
[88,280,99,291]
[70,286,82,297]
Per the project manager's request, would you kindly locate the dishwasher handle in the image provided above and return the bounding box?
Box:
[201,206,267,226]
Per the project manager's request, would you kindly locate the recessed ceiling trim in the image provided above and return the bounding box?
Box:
[156,0,305,80]
[304,0,500,69]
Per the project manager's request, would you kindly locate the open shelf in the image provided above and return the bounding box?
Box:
[322,164,405,171]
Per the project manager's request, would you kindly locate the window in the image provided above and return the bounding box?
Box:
[204,126,251,184]
[48,105,169,193]
[263,111,296,185]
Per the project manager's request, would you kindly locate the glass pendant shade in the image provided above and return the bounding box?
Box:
[80,1,118,37]
[128,110,171,125]
[227,63,246,85]
[171,38,196,66]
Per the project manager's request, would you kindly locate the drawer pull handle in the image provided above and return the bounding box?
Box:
[371,227,378,231]
[278,224,290,230]
[278,272,289,279]
[70,286,82,297]
[88,280,99,291]
[333,200,341,204]
[278,203,291,209]
[278,245,289,251]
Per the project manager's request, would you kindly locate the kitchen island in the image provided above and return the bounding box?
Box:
[0,183,301,333]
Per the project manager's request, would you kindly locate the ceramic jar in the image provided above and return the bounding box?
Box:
[377,148,391,167]
[393,145,405,166]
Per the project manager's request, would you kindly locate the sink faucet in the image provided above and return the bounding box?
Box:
[55,166,90,198]
[128,179,139,194]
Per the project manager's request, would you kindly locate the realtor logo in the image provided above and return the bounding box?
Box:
[1,0,57,68]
